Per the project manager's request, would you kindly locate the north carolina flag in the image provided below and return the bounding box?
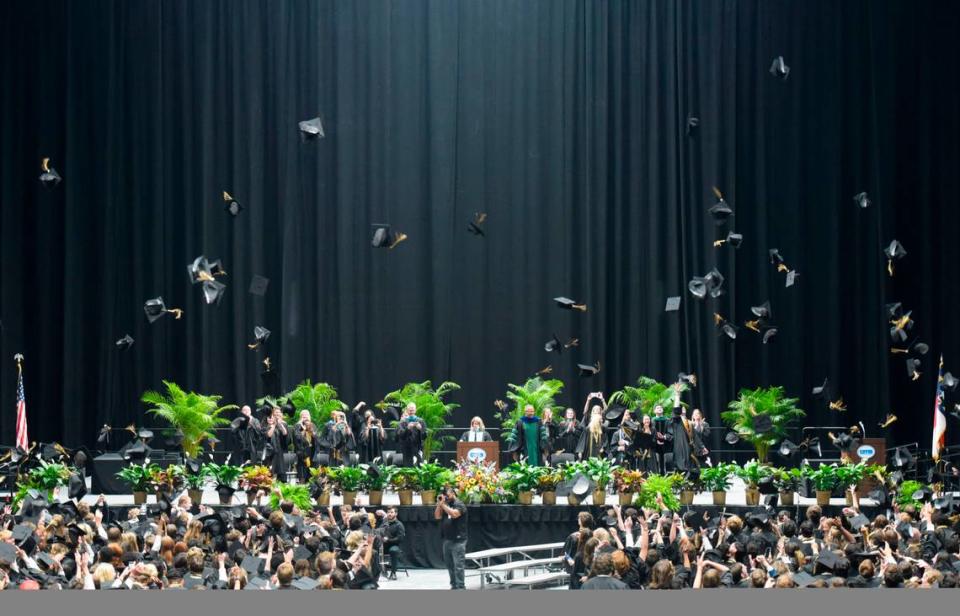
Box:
[932,355,947,460]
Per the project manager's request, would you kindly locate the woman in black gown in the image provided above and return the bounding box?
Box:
[321,410,356,466]
[262,407,290,480]
[358,410,385,464]
[670,384,693,472]
[634,414,659,473]
[292,409,319,482]
[690,408,710,466]
[577,402,607,460]
[554,408,582,458]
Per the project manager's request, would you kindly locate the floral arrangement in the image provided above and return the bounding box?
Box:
[454,460,512,504]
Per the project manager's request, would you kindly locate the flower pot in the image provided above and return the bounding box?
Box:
[218,488,235,506]
[188,489,203,505]
[712,491,726,506]
[567,493,581,506]
[518,491,533,505]
[420,490,437,506]
[745,487,761,506]
[815,490,832,506]
[593,488,607,505]
[133,491,147,506]
[246,491,258,505]
[618,492,634,506]
[398,490,413,506]
[779,491,795,507]
[541,491,556,506]
[680,490,695,506]
[368,490,383,506]
[155,489,171,502]
[342,491,357,506]
[316,491,330,506]
[844,491,854,507]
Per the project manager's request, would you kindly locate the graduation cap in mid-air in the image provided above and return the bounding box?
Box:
[298,116,325,141]
[143,297,183,323]
[39,157,62,188]
[769,55,790,80]
[371,224,408,249]
[223,191,242,216]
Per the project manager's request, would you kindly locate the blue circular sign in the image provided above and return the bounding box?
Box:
[857,444,876,461]
[467,448,487,463]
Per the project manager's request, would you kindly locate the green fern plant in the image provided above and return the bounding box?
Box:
[141,381,236,458]
[379,381,461,460]
[635,474,681,511]
[284,380,347,426]
[721,386,805,462]
[896,480,926,510]
[498,376,565,430]
[609,377,688,415]
[270,481,313,512]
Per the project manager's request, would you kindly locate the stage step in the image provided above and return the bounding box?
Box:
[479,556,563,573]
[501,571,569,589]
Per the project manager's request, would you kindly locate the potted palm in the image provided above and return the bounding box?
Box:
[610,376,689,415]
[309,466,332,506]
[417,461,455,505]
[701,463,736,506]
[582,457,618,505]
[735,460,773,506]
[773,467,803,506]
[361,463,396,506]
[117,463,160,505]
[803,464,838,506]
[283,380,347,426]
[835,462,868,506]
[537,470,562,505]
[498,375,565,431]
[150,465,184,500]
[635,473,681,511]
[240,466,274,505]
[502,460,547,505]
[612,468,645,505]
[720,386,804,462]
[269,481,313,512]
[203,462,244,505]
[183,465,208,505]
[379,381,461,461]
[559,461,585,505]
[327,466,366,506]
[141,381,236,458]
[390,467,419,505]
[674,472,700,506]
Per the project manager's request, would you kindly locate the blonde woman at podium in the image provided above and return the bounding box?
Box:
[460,417,492,442]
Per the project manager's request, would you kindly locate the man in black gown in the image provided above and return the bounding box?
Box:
[395,403,426,467]
[671,384,693,472]
[231,405,262,465]
[651,404,672,474]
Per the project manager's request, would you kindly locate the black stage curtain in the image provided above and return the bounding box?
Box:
[2,1,960,456]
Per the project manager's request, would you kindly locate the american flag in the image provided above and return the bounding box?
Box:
[932,354,947,461]
[15,356,29,451]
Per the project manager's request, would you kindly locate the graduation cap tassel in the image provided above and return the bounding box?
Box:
[167,308,183,319]
[888,258,894,277]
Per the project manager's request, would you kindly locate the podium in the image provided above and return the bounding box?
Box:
[854,437,886,497]
[456,440,500,470]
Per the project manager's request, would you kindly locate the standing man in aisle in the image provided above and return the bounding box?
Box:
[435,485,468,589]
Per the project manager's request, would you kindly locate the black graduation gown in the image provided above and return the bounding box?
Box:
[262,423,290,479]
[633,430,658,473]
[608,428,635,468]
[691,421,709,458]
[321,421,356,466]
[292,423,319,482]
[651,415,672,473]
[672,416,693,472]
[555,420,582,455]
[232,416,262,465]
[395,417,425,466]
[358,424,385,463]
[576,427,606,460]
[459,430,492,442]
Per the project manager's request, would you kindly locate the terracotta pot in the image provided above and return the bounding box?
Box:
[567,494,581,506]
[745,487,761,506]
[188,489,203,505]
[712,491,726,506]
[618,492,634,506]
[316,491,331,506]
[593,489,607,505]
[420,490,437,505]
[398,490,413,506]
[133,491,147,505]
[541,491,556,506]
[518,491,533,505]
[816,490,832,506]
[779,491,795,506]
[368,490,383,506]
[680,490,695,505]
[342,491,357,506]
[844,491,854,507]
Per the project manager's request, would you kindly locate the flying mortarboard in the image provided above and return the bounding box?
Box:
[762,327,778,344]
[201,279,227,305]
[713,231,742,248]
[942,371,958,392]
[906,357,921,380]
[553,296,587,312]
[853,191,871,209]
[577,361,601,377]
[39,157,62,188]
[298,116,325,140]
[785,270,799,288]
[143,297,183,323]
[115,334,134,350]
[708,187,734,225]
[248,326,271,350]
[371,224,407,249]
[467,212,487,236]
[570,474,593,499]
[664,296,682,312]
[812,378,831,400]
[685,114,699,137]
[878,413,897,429]
[751,301,772,319]
[883,240,907,276]
[714,313,738,340]
[769,56,790,80]
[725,431,740,445]
[223,191,242,216]
[248,275,270,296]
[678,372,697,387]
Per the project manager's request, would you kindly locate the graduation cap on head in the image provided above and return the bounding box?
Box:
[577,361,601,377]
[713,231,742,248]
[665,296,682,312]
[371,224,407,249]
[467,212,487,236]
[298,116,325,140]
[115,334,134,350]
[223,191,242,216]
[292,576,321,590]
[816,549,841,571]
[247,326,271,350]
[769,55,790,80]
[248,274,270,297]
[686,114,699,137]
[853,191,871,209]
[553,296,587,312]
[708,187,734,225]
[144,297,183,323]
[0,542,18,566]
[39,157,62,188]
[883,240,907,276]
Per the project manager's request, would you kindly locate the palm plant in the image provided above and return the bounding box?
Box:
[609,376,688,415]
[284,380,347,426]
[141,381,236,458]
[721,386,804,462]
[497,376,565,430]
[379,381,461,460]
[270,481,313,512]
